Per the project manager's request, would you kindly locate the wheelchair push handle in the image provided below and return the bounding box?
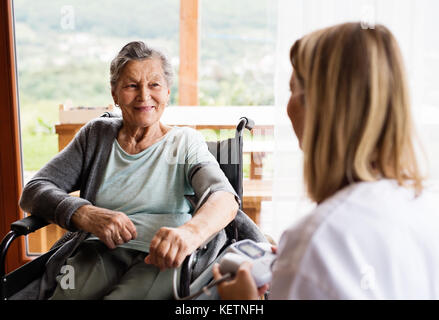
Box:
[236,117,254,136]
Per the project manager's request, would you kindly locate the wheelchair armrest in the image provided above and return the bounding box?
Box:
[1,216,49,282]
[10,215,49,236]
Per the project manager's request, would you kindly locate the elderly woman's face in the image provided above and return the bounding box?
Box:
[287,72,305,148]
[112,58,170,128]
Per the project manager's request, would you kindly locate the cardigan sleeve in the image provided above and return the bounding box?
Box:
[19,123,93,231]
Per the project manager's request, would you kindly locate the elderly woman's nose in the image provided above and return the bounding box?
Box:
[138,85,151,100]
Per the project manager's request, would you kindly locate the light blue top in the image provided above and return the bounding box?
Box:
[87,126,218,252]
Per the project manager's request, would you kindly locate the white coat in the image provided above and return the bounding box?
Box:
[270,179,439,299]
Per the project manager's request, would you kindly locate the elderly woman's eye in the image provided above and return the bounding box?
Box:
[150,83,160,87]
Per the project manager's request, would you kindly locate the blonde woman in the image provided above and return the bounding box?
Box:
[213,22,439,299]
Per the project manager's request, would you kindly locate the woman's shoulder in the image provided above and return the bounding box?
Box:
[68,117,122,149]
[278,178,439,268]
[77,117,122,138]
[275,179,439,299]
[84,117,123,132]
[276,180,424,264]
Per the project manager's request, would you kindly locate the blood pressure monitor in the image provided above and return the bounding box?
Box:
[218,239,276,287]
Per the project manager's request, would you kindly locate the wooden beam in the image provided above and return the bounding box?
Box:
[0,0,30,272]
[179,0,199,106]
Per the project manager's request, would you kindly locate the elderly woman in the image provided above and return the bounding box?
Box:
[19,41,239,299]
[213,22,439,299]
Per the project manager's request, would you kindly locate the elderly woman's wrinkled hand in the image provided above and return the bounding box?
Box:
[72,205,137,249]
[145,226,200,271]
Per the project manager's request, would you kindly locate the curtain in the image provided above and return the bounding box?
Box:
[266,0,439,242]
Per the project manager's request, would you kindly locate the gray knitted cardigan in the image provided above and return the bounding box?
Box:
[17,117,266,299]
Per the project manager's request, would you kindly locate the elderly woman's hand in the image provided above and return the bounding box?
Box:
[144,225,200,270]
[71,205,137,249]
[144,191,239,271]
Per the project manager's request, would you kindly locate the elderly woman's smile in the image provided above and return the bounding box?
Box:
[134,106,156,112]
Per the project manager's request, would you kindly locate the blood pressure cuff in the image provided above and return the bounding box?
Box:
[187,161,241,211]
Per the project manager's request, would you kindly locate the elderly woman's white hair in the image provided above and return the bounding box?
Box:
[110,41,174,91]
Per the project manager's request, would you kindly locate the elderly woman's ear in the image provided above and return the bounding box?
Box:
[111,90,118,106]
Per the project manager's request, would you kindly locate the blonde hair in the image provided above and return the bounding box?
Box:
[290,22,424,203]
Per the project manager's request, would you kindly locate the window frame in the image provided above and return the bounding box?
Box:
[0,0,30,272]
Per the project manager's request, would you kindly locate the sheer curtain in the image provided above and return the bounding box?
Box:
[264,0,439,242]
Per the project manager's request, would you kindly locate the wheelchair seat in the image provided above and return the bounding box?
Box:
[0,117,269,300]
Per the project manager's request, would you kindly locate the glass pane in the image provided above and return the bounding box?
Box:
[13,0,180,254]
[200,0,277,106]
[198,0,277,231]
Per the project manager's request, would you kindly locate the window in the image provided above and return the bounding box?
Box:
[199,0,277,106]
[197,0,277,190]
[14,0,180,254]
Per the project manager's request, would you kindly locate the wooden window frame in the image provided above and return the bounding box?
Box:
[179,0,199,106]
[0,0,29,272]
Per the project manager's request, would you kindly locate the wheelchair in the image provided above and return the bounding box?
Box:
[0,116,269,300]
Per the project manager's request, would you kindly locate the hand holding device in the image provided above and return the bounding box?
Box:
[218,239,276,287]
